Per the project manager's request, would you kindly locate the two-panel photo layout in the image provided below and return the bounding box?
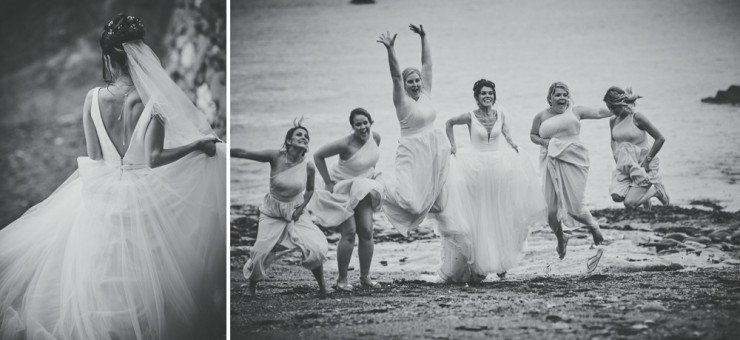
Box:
[1,0,739,339]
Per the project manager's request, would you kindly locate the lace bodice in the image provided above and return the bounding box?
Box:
[469,111,504,151]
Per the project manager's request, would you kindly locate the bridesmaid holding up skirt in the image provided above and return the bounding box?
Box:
[309,108,383,291]
[232,123,329,297]
[376,24,450,236]
[604,86,669,208]
[440,79,546,282]
[530,82,612,260]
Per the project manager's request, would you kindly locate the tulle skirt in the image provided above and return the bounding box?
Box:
[382,128,450,236]
[441,146,546,277]
[0,145,226,340]
[309,173,383,228]
[244,194,328,281]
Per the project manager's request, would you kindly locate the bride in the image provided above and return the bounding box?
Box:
[0,14,225,339]
[439,79,545,282]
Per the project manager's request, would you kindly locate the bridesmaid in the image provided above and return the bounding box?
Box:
[231,122,329,298]
[309,108,383,291]
[376,24,451,236]
[530,82,611,260]
[441,79,545,282]
[604,86,669,208]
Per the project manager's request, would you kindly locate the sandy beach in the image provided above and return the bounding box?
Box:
[231,204,740,339]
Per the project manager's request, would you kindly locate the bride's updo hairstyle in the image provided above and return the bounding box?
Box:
[473,79,497,104]
[100,14,145,82]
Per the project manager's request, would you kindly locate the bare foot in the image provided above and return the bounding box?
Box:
[590,225,604,245]
[556,229,569,260]
[497,272,507,280]
[318,288,330,299]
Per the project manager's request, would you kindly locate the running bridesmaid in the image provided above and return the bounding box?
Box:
[376,24,450,236]
[604,86,669,208]
[309,108,383,291]
[530,82,611,260]
[232,122,329,298]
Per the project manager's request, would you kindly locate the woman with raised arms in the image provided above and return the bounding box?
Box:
[376,24,451,236]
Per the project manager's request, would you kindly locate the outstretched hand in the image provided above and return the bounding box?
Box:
[376,31,397,49]
[409,24,425,37]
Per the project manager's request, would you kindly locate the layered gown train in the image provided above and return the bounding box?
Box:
[0,88,226,340]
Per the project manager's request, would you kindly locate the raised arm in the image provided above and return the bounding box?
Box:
[82,89,103,160]
[145,115,217,168]
[410,24,432,93]
[292,161,316,221]
[446,112,471,155]
[530,112,550,148]
[313,138,348,192]
[633,112,665,170]
[500,112,519,152]
[377,32,405,110]
[573,105,613,120]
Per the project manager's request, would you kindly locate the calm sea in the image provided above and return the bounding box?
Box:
[231,0,740,210]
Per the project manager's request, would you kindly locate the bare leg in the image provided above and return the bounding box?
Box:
[336,218,357,291]
[355,196,377,287]
[356,198,374,279]
[548,208,568,259]
[568,211,603,245]
[623,186,654,209]
[311,265,328,298]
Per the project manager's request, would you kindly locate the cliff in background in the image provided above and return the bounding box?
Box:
[0,0,226,227]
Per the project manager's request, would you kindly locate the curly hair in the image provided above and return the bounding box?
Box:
[100,14,145,81]
[349,107,374,125]
[473,79,496,104]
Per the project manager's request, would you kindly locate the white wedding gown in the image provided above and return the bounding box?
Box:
[0,88,226,339]
[438,110,545,281]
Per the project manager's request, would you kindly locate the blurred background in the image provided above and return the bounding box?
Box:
[0,0,226,227]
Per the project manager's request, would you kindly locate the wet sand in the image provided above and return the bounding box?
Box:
[231,205,740,339]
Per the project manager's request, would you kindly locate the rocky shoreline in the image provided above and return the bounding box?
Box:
[231,204,740,339]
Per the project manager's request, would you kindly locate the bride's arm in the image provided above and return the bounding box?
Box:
[82,89,103,160]
[500,112,519,152]
[445,112,470,155]
[144,115,216,168]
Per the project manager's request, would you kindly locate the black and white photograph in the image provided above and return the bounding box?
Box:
[230,0,740,338]
[0,0,227,338]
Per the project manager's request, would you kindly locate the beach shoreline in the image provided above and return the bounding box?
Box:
[231,204,740,338]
